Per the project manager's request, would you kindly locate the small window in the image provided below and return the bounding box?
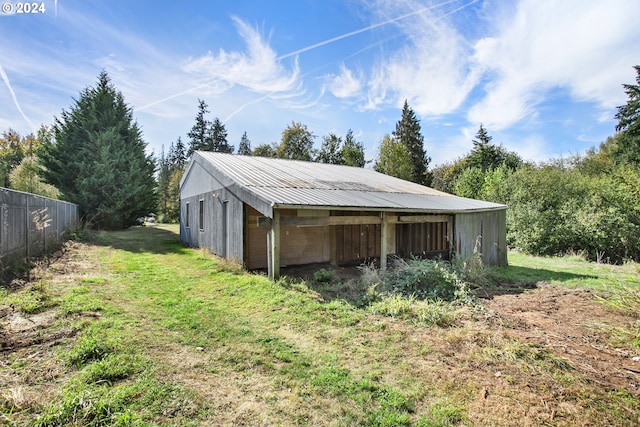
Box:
[199,199,204,231]
[185,202,190,228]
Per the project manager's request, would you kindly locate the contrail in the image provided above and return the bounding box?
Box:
[137,82,213,111]
[224,0,478,122]
[143,0,470,112]
[0,63,35,131]
[276,0,464,60]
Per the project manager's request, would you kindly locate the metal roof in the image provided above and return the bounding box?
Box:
[190,151,506,213]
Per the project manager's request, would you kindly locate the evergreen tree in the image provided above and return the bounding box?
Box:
[466,124,522,172]
[157,145,170,221]
[187,99,211,156]
[171,136,187,167]
[393,100,431,185]
[614,65,640,164]
[341,129,366,167]
[210,117,233,153]
[318,133,343,164]
[174,139,187,166]
[374,135,413,181]
[40,71,156,229]
[238,131,251,155]
[276,121,316,161]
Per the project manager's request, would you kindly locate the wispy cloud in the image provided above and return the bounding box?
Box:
[183,17,301,94]
[468,0,640,129]
[327,65,363,98]
[359,0,480,114]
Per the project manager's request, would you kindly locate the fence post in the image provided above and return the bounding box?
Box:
[25,193,29,259]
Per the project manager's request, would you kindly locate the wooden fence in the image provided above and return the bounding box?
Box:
[0,187,78,280]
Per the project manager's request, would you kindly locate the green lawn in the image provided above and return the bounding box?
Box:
[2,224,639,426]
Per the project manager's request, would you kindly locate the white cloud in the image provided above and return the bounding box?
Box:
[364,0,480,115]
[469,0,640,129]
[327,64,363,98]
[183,17,301,94]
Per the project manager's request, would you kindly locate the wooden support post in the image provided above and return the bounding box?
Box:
[447,216,454,260]
[267,210,281,280]
[380,212,389,272]
[330,225,338,266]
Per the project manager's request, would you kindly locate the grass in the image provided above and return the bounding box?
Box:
[1,224,639,426]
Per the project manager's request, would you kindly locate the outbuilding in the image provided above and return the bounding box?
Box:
[180,151,507,279]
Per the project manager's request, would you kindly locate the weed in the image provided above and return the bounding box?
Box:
[451,252,491,288]
[65,335,114,367]
[369,294,414,317]
[5,281,56,314]
[78,353,146,385]
[427,401,465,426]
[312,268,335,284]
[597,276,640,318]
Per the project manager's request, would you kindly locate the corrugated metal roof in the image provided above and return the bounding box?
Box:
[192,151,506,213]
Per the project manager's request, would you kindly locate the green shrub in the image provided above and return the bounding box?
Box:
[312,268,335,284]
[66,335,114,367]
[379,258,469,302]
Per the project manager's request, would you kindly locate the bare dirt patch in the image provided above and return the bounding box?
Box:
[482,283,640,397]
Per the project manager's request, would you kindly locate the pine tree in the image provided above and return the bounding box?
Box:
[238,131,251,155]
[614,65,640,164]
[318,133,343,164]
[466,124,522,172]
[187,99,211,156]
[156,145,170,221]
[341,129,366,167]
[211,117,233,153]
[393,100,431,185]
[40,71,156,229]
[171,136,187,167]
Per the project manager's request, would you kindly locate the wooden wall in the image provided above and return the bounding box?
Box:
[396,222,449,259]
[454,210,507,266]
[180,187,244,263]
[245,207,330,269]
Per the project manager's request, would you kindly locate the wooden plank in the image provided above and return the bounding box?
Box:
[258,215,381,228]
[330,225,337,266]
[396,215,450,223]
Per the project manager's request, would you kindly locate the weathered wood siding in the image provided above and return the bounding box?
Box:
[454,210,507,266]
[180,187,244,263]
[396,221,450,259]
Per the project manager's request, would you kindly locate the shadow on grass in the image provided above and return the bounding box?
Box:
[88,225,189,256]
[477,265,599,299]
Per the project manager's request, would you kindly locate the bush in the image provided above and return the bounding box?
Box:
[502,163,640,263]
[378,258,469,302]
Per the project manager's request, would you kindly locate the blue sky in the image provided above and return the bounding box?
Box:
[1,0,639,166]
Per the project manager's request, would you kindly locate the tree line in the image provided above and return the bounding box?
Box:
[1,66,638,262]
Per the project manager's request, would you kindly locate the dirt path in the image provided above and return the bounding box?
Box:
[482,284,640,397]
